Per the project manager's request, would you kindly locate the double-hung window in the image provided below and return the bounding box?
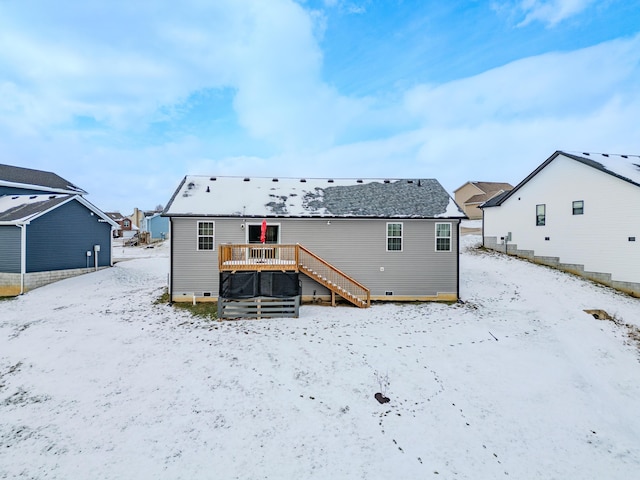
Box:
[435,223,452,252]
[536,204,546,226]
[197,221,215,250]
[386,223,403,251]
[572,200,584,215]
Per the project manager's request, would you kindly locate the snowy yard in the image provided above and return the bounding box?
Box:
[1,237,639,479]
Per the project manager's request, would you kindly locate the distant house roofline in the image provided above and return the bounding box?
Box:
[0,163,87,195]
[0,194,119,228]
[481,150,640,209]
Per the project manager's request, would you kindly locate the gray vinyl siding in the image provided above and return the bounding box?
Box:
[0,226,21,273]
[26,200,112,272]
[170,217,459,298]
[281,218,459,297]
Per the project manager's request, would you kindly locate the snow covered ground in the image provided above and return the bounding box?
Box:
[1,237,639,479]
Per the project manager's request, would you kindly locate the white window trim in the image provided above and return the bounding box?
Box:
[386,222,403,252]
[572,200,584,215]
[435,222,452,252]
[197,220,215,251]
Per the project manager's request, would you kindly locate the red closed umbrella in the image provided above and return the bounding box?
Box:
[260,219,267,244]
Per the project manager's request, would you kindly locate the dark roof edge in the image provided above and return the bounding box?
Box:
[162,176,188,215]
[480,151,562,208]
[161,213,464,220]
[482,150,640,209]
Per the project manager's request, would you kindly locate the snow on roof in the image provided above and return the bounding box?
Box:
[164,176,465,219]
[0,194,73,223]
[563,152,640,187]
[0,194,120,228]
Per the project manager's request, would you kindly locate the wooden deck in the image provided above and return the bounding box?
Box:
[218,244,370,308]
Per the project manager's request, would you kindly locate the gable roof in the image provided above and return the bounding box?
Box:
[0,194,119,227]
[105,212,125,222]
[0,163,86,195]
[164,176,465,219]
[481,151,640,208]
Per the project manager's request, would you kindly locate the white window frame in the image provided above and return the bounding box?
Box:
[435,222,452,252]
[386,222,403,252]
[197,220,215,251]
[572,200,584,215]
[536,204,546,226]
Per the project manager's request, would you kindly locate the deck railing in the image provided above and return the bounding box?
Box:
[218,244,298,271]
[296,244,370,308]
[218,244,370,308]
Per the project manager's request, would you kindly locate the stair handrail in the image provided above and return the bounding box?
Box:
[296,244,371,307]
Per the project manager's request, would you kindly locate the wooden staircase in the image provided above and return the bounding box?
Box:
[297,245,370,308]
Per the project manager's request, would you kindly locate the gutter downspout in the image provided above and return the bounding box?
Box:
[169,217,174,304]
[456,219,461,301]
[19,223,26,295]
[481,208,485,248]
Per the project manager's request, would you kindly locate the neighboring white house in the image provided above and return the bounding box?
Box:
[481,151,640,297]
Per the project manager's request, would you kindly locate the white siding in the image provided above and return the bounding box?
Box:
[484,155,640,284]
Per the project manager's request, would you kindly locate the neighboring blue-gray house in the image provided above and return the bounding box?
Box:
[141,212,169,241]
[0,164,119,296]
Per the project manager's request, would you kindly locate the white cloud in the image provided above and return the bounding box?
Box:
[520,0,595,26]
[493,0,596,27]
[403,34,640,128]
[0,0,364,149]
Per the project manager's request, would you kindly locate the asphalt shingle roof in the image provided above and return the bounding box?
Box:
[164,176,465,218]
[0,164,86,194]
[0,195,72,222]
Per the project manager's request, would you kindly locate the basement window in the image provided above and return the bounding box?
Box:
[572,200,584,215]
[386,223,403,251]
[435,223,452,252]
[197,221,215,250]
[536,204,546,226]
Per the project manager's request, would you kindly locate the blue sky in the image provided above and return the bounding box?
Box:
[1,0,639,214]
